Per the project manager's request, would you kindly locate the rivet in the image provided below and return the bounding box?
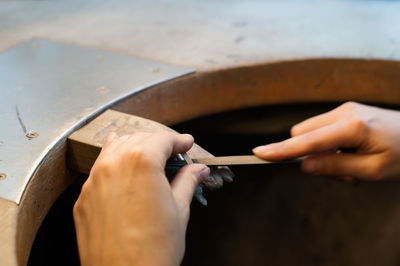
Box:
[0,173,7,180]
[26,131,39,140]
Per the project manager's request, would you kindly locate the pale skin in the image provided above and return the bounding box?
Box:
[73,131,210,266]
[253,102,400,181]
[74,102,400,266]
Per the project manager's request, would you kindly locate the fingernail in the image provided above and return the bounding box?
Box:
[197,166,210,182]
[194,186,208,206]
[252,145,274,156]
[303,159,321,174]
[222,175,233,183]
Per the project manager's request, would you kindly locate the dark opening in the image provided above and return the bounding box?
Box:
[29,102,400,266]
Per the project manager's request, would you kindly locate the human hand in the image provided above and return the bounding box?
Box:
[73,132,210,266]
[253,102,400,181]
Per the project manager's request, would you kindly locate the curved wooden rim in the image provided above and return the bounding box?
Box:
[5,58,400,265]
[114,58,400,125]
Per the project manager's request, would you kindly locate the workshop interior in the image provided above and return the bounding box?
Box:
[1,1,400,266]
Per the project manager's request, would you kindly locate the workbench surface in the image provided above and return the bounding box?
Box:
[1,2,400,265]
[1,0,399,70]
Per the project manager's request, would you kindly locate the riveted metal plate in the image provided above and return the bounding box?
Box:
[0,39,195,203]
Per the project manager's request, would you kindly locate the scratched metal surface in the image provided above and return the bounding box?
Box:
[0,39,194,204]
[1,0,400,71]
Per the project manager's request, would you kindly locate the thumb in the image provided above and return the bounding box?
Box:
[171,164,210,220]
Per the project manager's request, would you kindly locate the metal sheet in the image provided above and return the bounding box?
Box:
[1,0,400,70]
[0,39,195,204]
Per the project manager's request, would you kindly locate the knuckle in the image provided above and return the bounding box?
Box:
[92,160,113,177]
[347,116,368,136]
[76,181,91,202]
[342,101,360,112]
[73,200,82,217]
[73,203,79,216]
[128,147,153,166]
[80,180,91,194]
[290,125,300,136]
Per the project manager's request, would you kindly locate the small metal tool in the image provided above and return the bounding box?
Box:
[167,155,302,167]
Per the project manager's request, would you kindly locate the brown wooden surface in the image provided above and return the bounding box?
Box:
[3,59,400,266]
[0,141,75,266]
[68,109,215,175]
[114,59,400,126]
[0,199,19,265]
[1,1,399,264]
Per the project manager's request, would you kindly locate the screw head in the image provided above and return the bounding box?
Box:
[0,173,6,180]
[26,131,39,139]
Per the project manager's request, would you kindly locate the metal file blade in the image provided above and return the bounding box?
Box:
[193,155,301,166]
[167,155,301,167]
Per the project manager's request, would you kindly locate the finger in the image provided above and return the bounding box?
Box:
[105,132,118,144]
[124,133,150,147]
[105,133,148,155]
[302,152,383,181]
[194,186,208,206]
[97,132,119,158]
[253,119,365,161]
[171,164,210,221]
[216,166,234,182]
[291,107,342,136]
[144,132,194,163]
